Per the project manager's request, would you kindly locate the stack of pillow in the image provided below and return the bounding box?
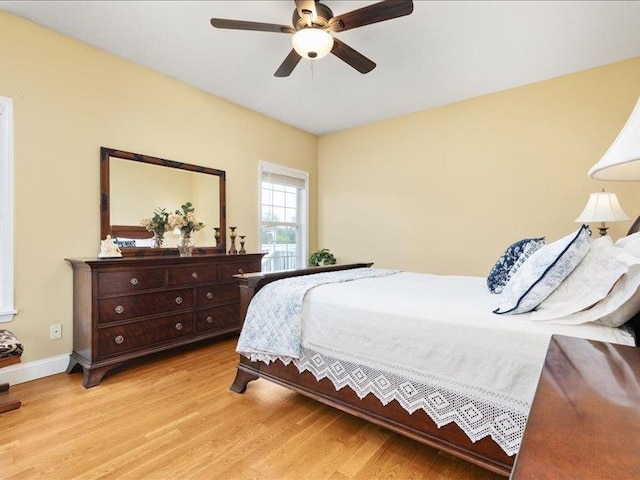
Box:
[113,238,136,248]
[488,225,640,328]
[113,237,155,248]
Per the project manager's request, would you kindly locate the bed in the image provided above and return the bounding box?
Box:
[230,227,640,476]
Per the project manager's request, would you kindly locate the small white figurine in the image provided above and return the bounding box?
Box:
[99,235,122,258]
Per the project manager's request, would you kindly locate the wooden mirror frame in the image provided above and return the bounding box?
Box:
[100,147,226,256]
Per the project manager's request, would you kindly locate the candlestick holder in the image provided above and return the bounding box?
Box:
[228,226,238,255]
[213,227,221,248]
[239,235,246,255]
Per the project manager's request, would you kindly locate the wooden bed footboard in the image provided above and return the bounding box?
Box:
[232,263,513,477]
[231,355,513,476]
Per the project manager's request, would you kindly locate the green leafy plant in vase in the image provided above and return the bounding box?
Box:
[309,248,337,267]
[140,207,170,248]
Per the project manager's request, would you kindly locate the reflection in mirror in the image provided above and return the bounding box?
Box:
[110,159,219,247]
[100,148,226,256]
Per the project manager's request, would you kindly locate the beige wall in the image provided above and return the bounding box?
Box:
[0,11,318,363]
[318,57,640,276]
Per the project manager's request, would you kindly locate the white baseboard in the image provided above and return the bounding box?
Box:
[0,353,69,385]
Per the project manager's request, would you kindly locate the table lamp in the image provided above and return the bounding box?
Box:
[575,189,629,236]
[587,97,640,234]
[589,97,640,181]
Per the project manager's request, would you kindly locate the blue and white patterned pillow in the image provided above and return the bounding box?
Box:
[494,225,592,315]
[114,238,135,248]
[487,237,546,294]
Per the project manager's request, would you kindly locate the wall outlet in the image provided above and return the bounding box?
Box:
[50,323,62,340]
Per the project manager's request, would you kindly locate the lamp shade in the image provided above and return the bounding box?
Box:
[589,98,640,180]
[575,191,630,223]
[292,28,334,59]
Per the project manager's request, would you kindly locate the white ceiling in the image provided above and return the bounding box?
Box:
[2,1,640,135]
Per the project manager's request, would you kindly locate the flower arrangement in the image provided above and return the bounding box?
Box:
[168,202,205,238]
[140,207,170,247]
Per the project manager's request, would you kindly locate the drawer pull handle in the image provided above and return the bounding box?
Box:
[238,268,244,274]
[175,296,183,305]
[130,277,139,285]
[191,272,199,279]
[206,316,214,324]
[115,305,125,314]
[115,335,125,344]
[175,323,183,331]
[206,292,214,299]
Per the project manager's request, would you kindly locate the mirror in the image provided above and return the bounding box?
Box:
[100,147,226,256]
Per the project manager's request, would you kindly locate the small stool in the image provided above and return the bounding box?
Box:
[0,329,23,414]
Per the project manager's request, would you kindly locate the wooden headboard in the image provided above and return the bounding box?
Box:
[110,225,153,239]
[628,215,640,236]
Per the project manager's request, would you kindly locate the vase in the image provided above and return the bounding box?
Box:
[178,234,195,257]
[153,231,165,248]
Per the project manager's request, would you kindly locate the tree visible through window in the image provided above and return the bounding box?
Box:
[260,162,308,272]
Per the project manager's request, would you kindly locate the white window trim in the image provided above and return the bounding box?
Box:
[258,161,309,270]
[0,96,16,322]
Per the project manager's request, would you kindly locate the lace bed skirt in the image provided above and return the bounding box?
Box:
[287,344,528,456]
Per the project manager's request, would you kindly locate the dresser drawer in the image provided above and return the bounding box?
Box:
[168,265,219,287]
[220,260,262,280]
[98,288,193,323]
[98,268,165,296]
[195,282,239,306]
[98,312,194,357]
[195,304,240,333]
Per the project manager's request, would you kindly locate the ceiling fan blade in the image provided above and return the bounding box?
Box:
[274,49,302,77]
[327,0,413,33]
[210,18,295,34]
[294,0,317,27]
[330,38,376,74]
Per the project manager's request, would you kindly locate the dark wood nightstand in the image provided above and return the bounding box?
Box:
[510,334,640,479]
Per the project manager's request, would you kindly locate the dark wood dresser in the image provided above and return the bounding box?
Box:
[510,334,640,479]
[66,253,263,388]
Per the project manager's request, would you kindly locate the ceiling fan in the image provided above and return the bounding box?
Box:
[210,0,414,77]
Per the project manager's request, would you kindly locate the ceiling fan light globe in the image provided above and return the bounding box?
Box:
[292,28,334,60]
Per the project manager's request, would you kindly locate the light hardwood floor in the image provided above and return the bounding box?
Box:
[1,337,505,480]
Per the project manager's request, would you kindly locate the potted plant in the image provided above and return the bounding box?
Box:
[309,248,337,267]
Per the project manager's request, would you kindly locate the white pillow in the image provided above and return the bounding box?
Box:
[615,232,640,258]
[531,236,640,321]
[531,263,640,327]
[595,267,640,327]
[494,225,591,314]
[134,238,155,247]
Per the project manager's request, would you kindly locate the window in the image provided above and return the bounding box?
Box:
[0,96,15,322]
[259,161,308,272]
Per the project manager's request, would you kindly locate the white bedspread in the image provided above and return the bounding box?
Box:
[301,272,633,400]
[236,268,399,362]
[240,271,635,455]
